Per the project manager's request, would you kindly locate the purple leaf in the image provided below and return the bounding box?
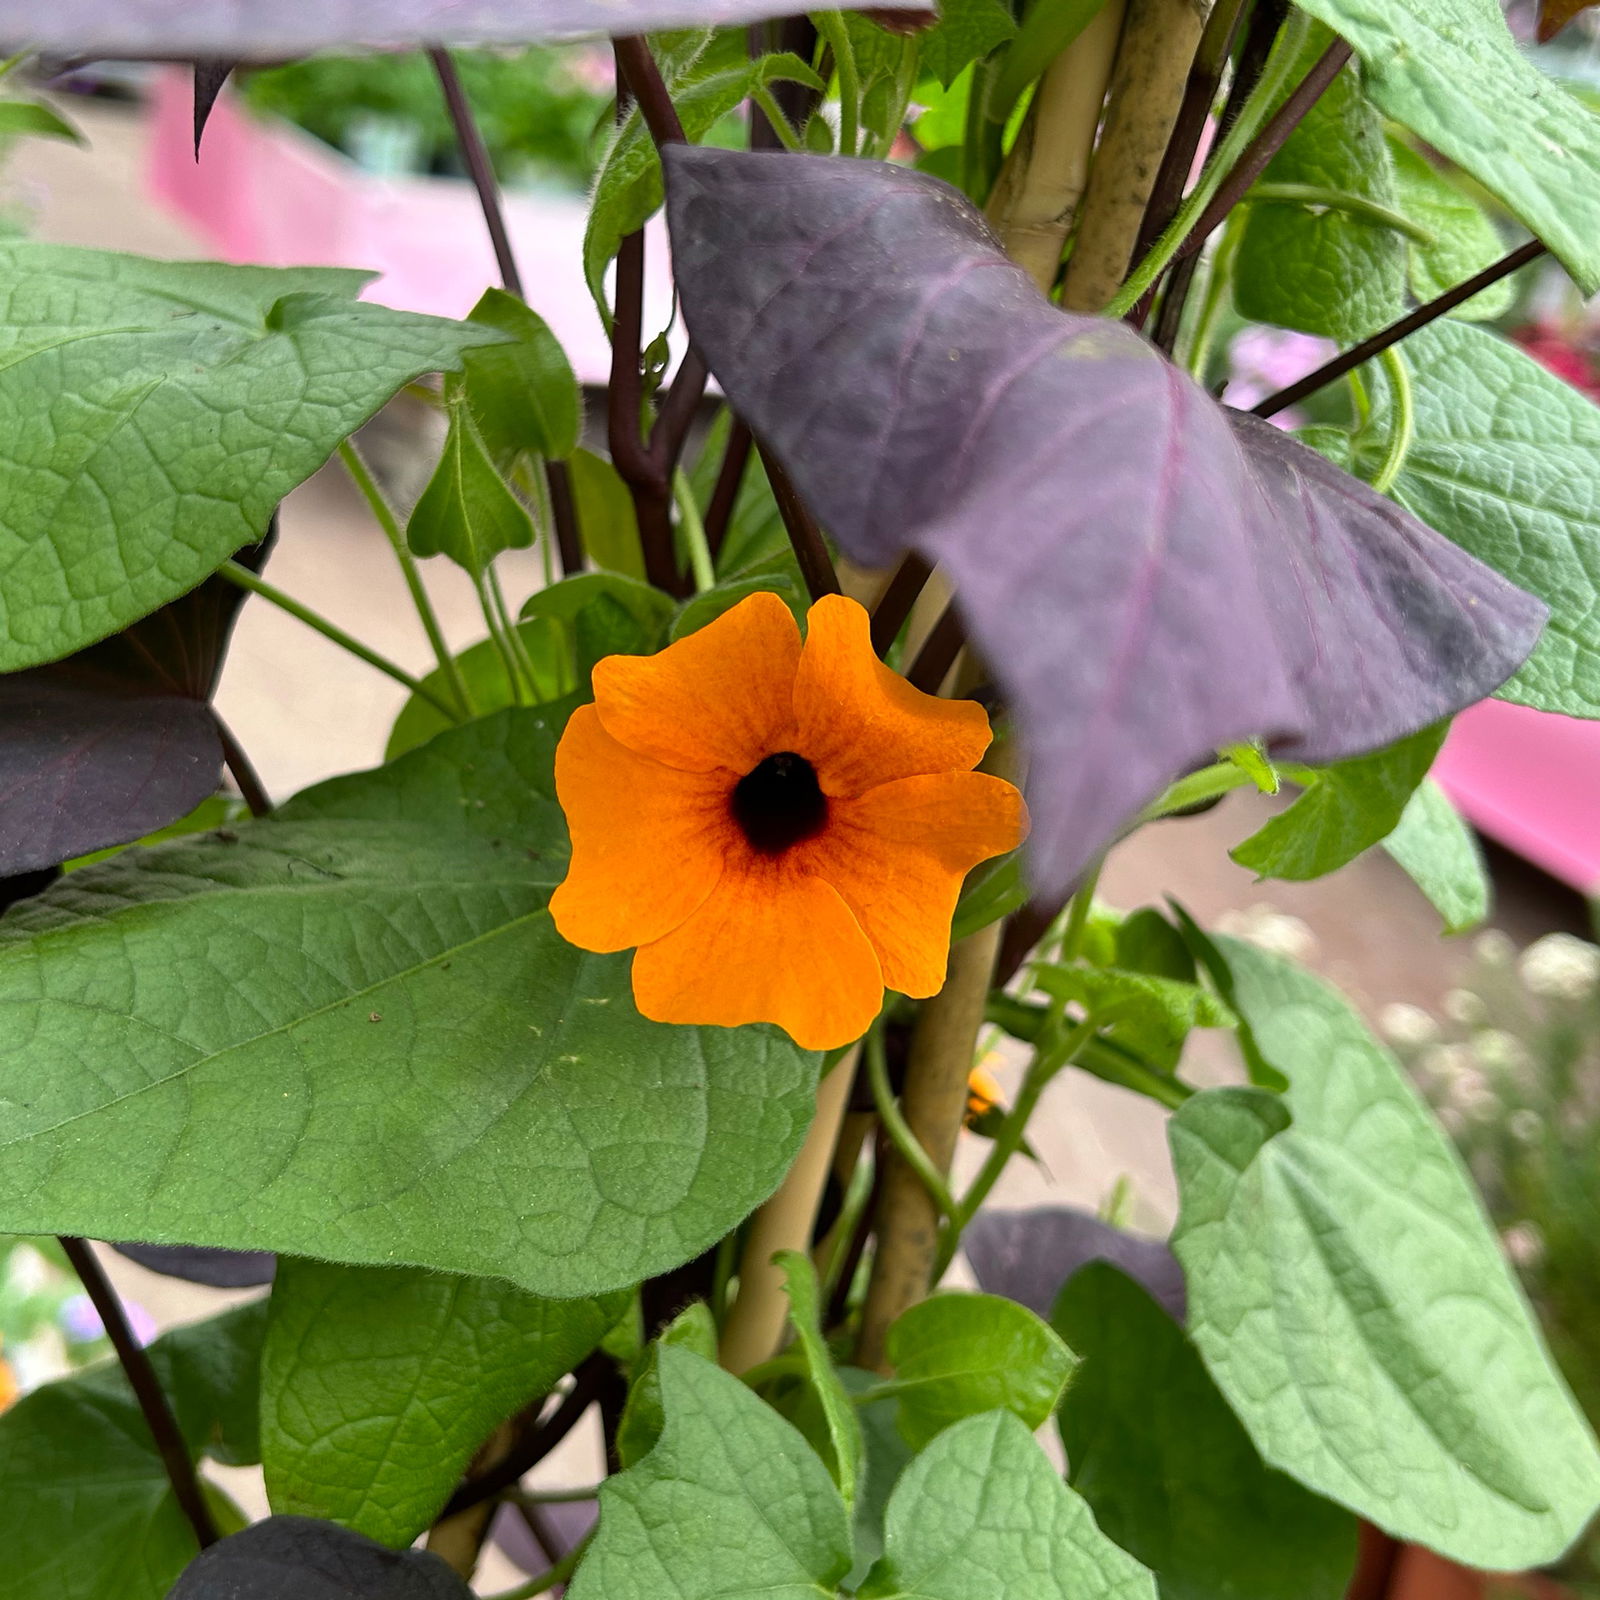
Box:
[663,150,1546,894]
[2,0,928,56]
[0,538,267,877]
[962,1206,1187,1323]
[110,1241,276,1289]
[168,1517,471,1599]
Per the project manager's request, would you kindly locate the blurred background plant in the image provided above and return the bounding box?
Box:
[0,1238,156,1404]
[238,47,617,190]
[1382,926,1600,1594]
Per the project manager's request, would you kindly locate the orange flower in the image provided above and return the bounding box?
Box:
[0,1352,15,1414]
[550,592,1027,1050]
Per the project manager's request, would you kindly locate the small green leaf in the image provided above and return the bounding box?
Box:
[1387,141,1515,322]
[1293,0,1600,293]
[1230,721,1448,882]
[406,398,536,578]
[0,98,81,141]
[857,1410,1156,1600]
[584,48,821,319]
[384,622,572,759]
[1381,777,1490,934]
[1234,28,1406,343]
[845,1372,917,1588]
[919,0,1017,88]
[569,448,646,580]
[522,569,676,685]
[569,1346,852,1600]
[1035,965,1234,1073]
[1353,320,1600,717]
[671,572,807,640]
[950,853,1027,943]
[614,1300,720,1469]
[260,1258,623,1546]
[776,1249,863,1506]
[1056,1263,1358,1600]
[460,286,582,463]
[0,708,821,1298]
[0,1304,262,1600]
[0,246,501,670]
[1170,937,1600,1567]
[882,1291,1077,1450]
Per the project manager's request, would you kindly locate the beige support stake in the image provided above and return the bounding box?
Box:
[985,0,1129,295]
[854,918,1005,1373]
[1060,0,1210,312]
[720,1045,861,1375]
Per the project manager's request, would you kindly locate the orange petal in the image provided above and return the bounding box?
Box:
[550,705,734,952]
[592,590,802,773]
[630,865,884,1051]
[799,771,1028,997]
[792,594,993,796]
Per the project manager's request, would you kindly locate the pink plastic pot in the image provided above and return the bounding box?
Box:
[1436,699,1600,895]
[145,67,673,386]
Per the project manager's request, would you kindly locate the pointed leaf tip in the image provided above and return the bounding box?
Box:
[663,148,1546,895]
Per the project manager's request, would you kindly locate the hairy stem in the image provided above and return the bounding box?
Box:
[986,0,1129,293]
[614,35,688,145]
[218,560,461,721]
[1369,347,1415,495]
[1134,0,1249,261]
[814,11,863,156]
[58,1237,219,1550]
[933,1017,1100,1276]
[866,1021,957,1219]
[855,917,1005,1370]
[720,1046,861,1374]
[1252,238,1547,417]
[1104,10,1313,317]
[338,440,473,715]
[1060,0,1206,312]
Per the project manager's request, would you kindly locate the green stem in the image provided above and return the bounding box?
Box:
[478,571,530,705]
[1179,212,1243,380]
[673,468,716,594]
[934,1017,1099,1277]
[1369,346,1415,496]
[0,48,30,80]
[493,566,550,699]
[711,1225,740,1330]
[486,1534,590,1600]
[750,84,804,151]
[509,1485,602,1505]
[866,1022,956,1222]
[815,11,861,157]
[1105,11,1312,319]
[1137,760,1254,823]
[1245,182,1436,245]
[218,561,461,721]
[1057,856,1104,967]
[339,438,474,718]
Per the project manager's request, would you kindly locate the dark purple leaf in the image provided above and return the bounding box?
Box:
[962,1205,1187,1323]
[192,59,235,155]
[167,1516,472,1599]
[0,536,268,878]
[0,0,927,57]
[662,150,1546,894]
[111,1241,276,1289]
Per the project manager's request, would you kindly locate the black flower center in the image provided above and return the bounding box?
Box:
[731,751,828,855]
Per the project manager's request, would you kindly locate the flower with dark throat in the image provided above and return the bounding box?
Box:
[549,591,1027,1050]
